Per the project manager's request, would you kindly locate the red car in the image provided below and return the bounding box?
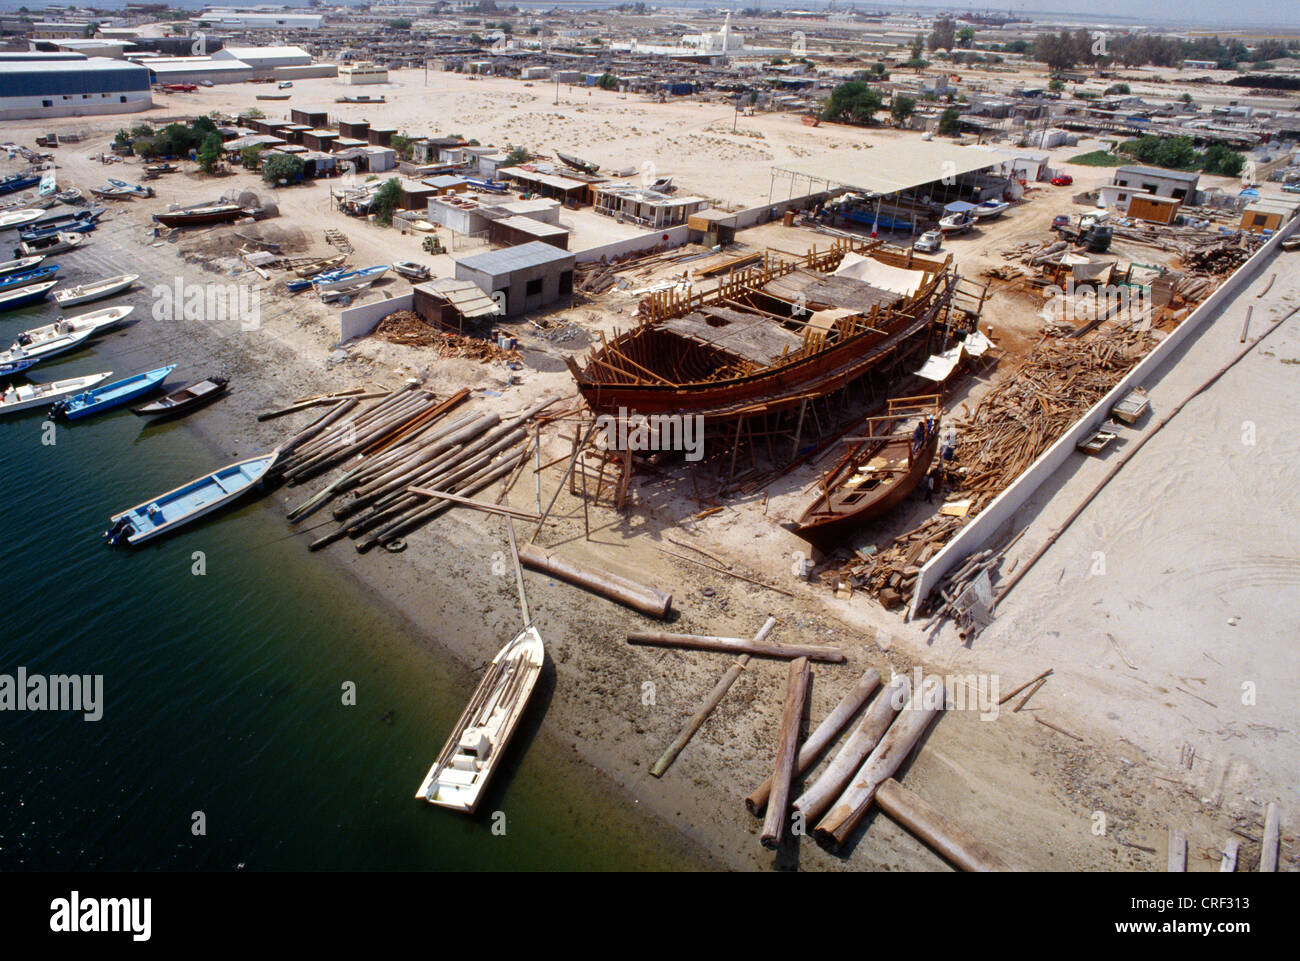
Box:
[161,83,198,92]
[1050,174,1074,186]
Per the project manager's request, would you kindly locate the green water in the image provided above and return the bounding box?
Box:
[0,255,707,871]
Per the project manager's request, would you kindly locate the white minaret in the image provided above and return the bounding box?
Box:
[720,12,732,51]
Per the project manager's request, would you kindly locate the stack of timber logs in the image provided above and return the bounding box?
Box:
[272,382,549,553]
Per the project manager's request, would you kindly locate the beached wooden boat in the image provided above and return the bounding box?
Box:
[415,625,545,813]
[143,164,176,176]
[0,209,42,230]
[555,150,600,175]
[53,365,175,420]
[0,324,94,376]
[416,520,544,814]
[133,376,228,418]
[53,273,139,307]
[10,305,134,351]
[90,186,136,200]
[393,260,431,281]
[294,254,346,278]
[0,279,56,311]
[0,371,112,415]
[256,93,292,101]
[108,178,154,198]
[18,231,85,256]
[790,395,942,549]
[0,254,44,277]
[152,202,247,228]
[105,449,278,545]
[55,187,83,204]
[0,263,58,290]
[312,264,389,292]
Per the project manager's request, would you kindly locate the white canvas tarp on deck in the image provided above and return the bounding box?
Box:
[833,251,927,298]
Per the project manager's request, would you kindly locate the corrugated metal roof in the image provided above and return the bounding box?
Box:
[1115,165,1200,183]
[772,141,1002,196]
[455,240,575,276]
[416,277,501,318]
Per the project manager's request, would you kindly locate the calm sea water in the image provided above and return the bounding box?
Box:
[0,242,705,872]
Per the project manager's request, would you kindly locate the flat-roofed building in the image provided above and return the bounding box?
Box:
[454,241,576,316]
[0,56,152,120]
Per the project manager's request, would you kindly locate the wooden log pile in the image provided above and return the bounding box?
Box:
[373,311,521,362]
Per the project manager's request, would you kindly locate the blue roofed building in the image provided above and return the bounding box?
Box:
[0,56,152,121]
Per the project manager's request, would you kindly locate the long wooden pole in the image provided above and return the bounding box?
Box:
[761,656,810,849]
[627,631,843,663]
[406,486,539,520]
[814,681,941,847]
[1260,802,1280,872]
[746,667,881,815]
[875,778,1007,872]
[792,675,908,823]
[650,617,776,778]
[521,543,673,619]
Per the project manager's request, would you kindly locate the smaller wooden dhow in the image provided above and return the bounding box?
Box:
[555,150,600,176]
[0,209,43,230]
[133,376,228,418]
[790,395,942,550]
[9,305,133,351]
[52,365,175,420]
[0,279,56,311]
[105,449,278,545]
[18,231,85,257]
[0,371,112,415]
[0,254,44,277]
[293,254,346,278]
[416,520,545,814]
[0,325,94,376]
[0,263,58,290]
[152,202,248,228]
[53,273,139,308]
[312,264,389,292]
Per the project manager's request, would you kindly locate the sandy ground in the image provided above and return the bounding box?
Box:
[6,70,1295,870]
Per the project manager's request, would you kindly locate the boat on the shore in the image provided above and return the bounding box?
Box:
[32,207,104,229]
[312,264,389,292]
[416,520,544,814]
[790,395,942,549]
[0,279,56,311]
[336,94,386,104]
[256,93,291,101]
[393,260,431,281]
[53,364,175,420]
[18,219,95,242]
[938,202,976,235]
[0,324,94,376]
[18,231,85,257]
[104,448,278,545]
[0,263,58,290]
[972,199,1010,221]
[108,178,154,198]
[152,202,248,228]
[55,186,84,204]
[0,371,113,415]
[0,254,44,277]
[9,305,134,351]
[53,273,139,307]
[90,185,136,200]
[294,254,346,278]
[0,209,42,230]
[0,174,40,196]
[555,150,600,176]
[133,375,229,418]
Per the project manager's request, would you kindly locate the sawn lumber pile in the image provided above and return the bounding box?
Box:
[373,311,520,362]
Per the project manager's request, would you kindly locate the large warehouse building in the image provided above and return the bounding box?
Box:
[0,55,152,121]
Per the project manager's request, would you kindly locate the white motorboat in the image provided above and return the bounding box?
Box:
[0,209,42,230]
[0,371,112,415]
[52,273,139,307]
[9,305,134,351]
[0,325,95,375]
[972,199,1010,220]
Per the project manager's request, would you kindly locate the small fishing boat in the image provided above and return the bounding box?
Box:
[104,448,278,545]
[312,264,389,292]
[0,279,56,311]
[294,254,346,278]
[55,186,84,204]
[0,371,112,415]
[143,164,177,176]
[152,202,247,228]
[555,150,600,176]
[133,375,228,418]
[53,273,139,307]
[393,260,431,281]
[9,305,133,351]
[972,199,1010,221]
[17,219,94,242]
[33,207,103,228]
[108,178,154,198]
[0,254,44,277]
[938,201,976,235]
[52,365,175,420]
[256,93,291,101]
[416,520,543,814]
[0,325,94,376]
[90,185,136,200]
[0,209,42,230]
[0,263,58,290]
[19,231,85,256]
[789,395,942,550]
[0,174,40,196]
[336,94,386,104]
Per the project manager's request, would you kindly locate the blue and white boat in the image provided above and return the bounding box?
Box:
[52,364,175,420]
[105,449,280,545]
[312,264,389,292]
[107,178,154,198]
[972,199,1011,221]
[0,279,56,311]
[0,254,45,277]
[0,263,58,290]
[0,174,40,196]
[0,324,94,376]
[17,219,95,242]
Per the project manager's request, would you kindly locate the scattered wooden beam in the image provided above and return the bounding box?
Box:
[406,486,541,520]
[1168,827,1187,872]
[1220,838,1239,873]
[627,631,844,663]
[1260,802,1280,872]
[520,543,672,619]
[875,778,1007,872]
[651,617,776,778]
[761,656,810,850]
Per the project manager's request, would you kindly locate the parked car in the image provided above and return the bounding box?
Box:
[278,81,293,89]
[1281,182,1300,194]
[914,230,943,253]
[1050,174,1074,186]
[1051,215,1071,230]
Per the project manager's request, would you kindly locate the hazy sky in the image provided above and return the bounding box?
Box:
[993,0,1286,27]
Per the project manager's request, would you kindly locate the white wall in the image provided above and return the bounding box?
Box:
[339,291,411,341]
[908,216,1300,617]
[0,89,151,121]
